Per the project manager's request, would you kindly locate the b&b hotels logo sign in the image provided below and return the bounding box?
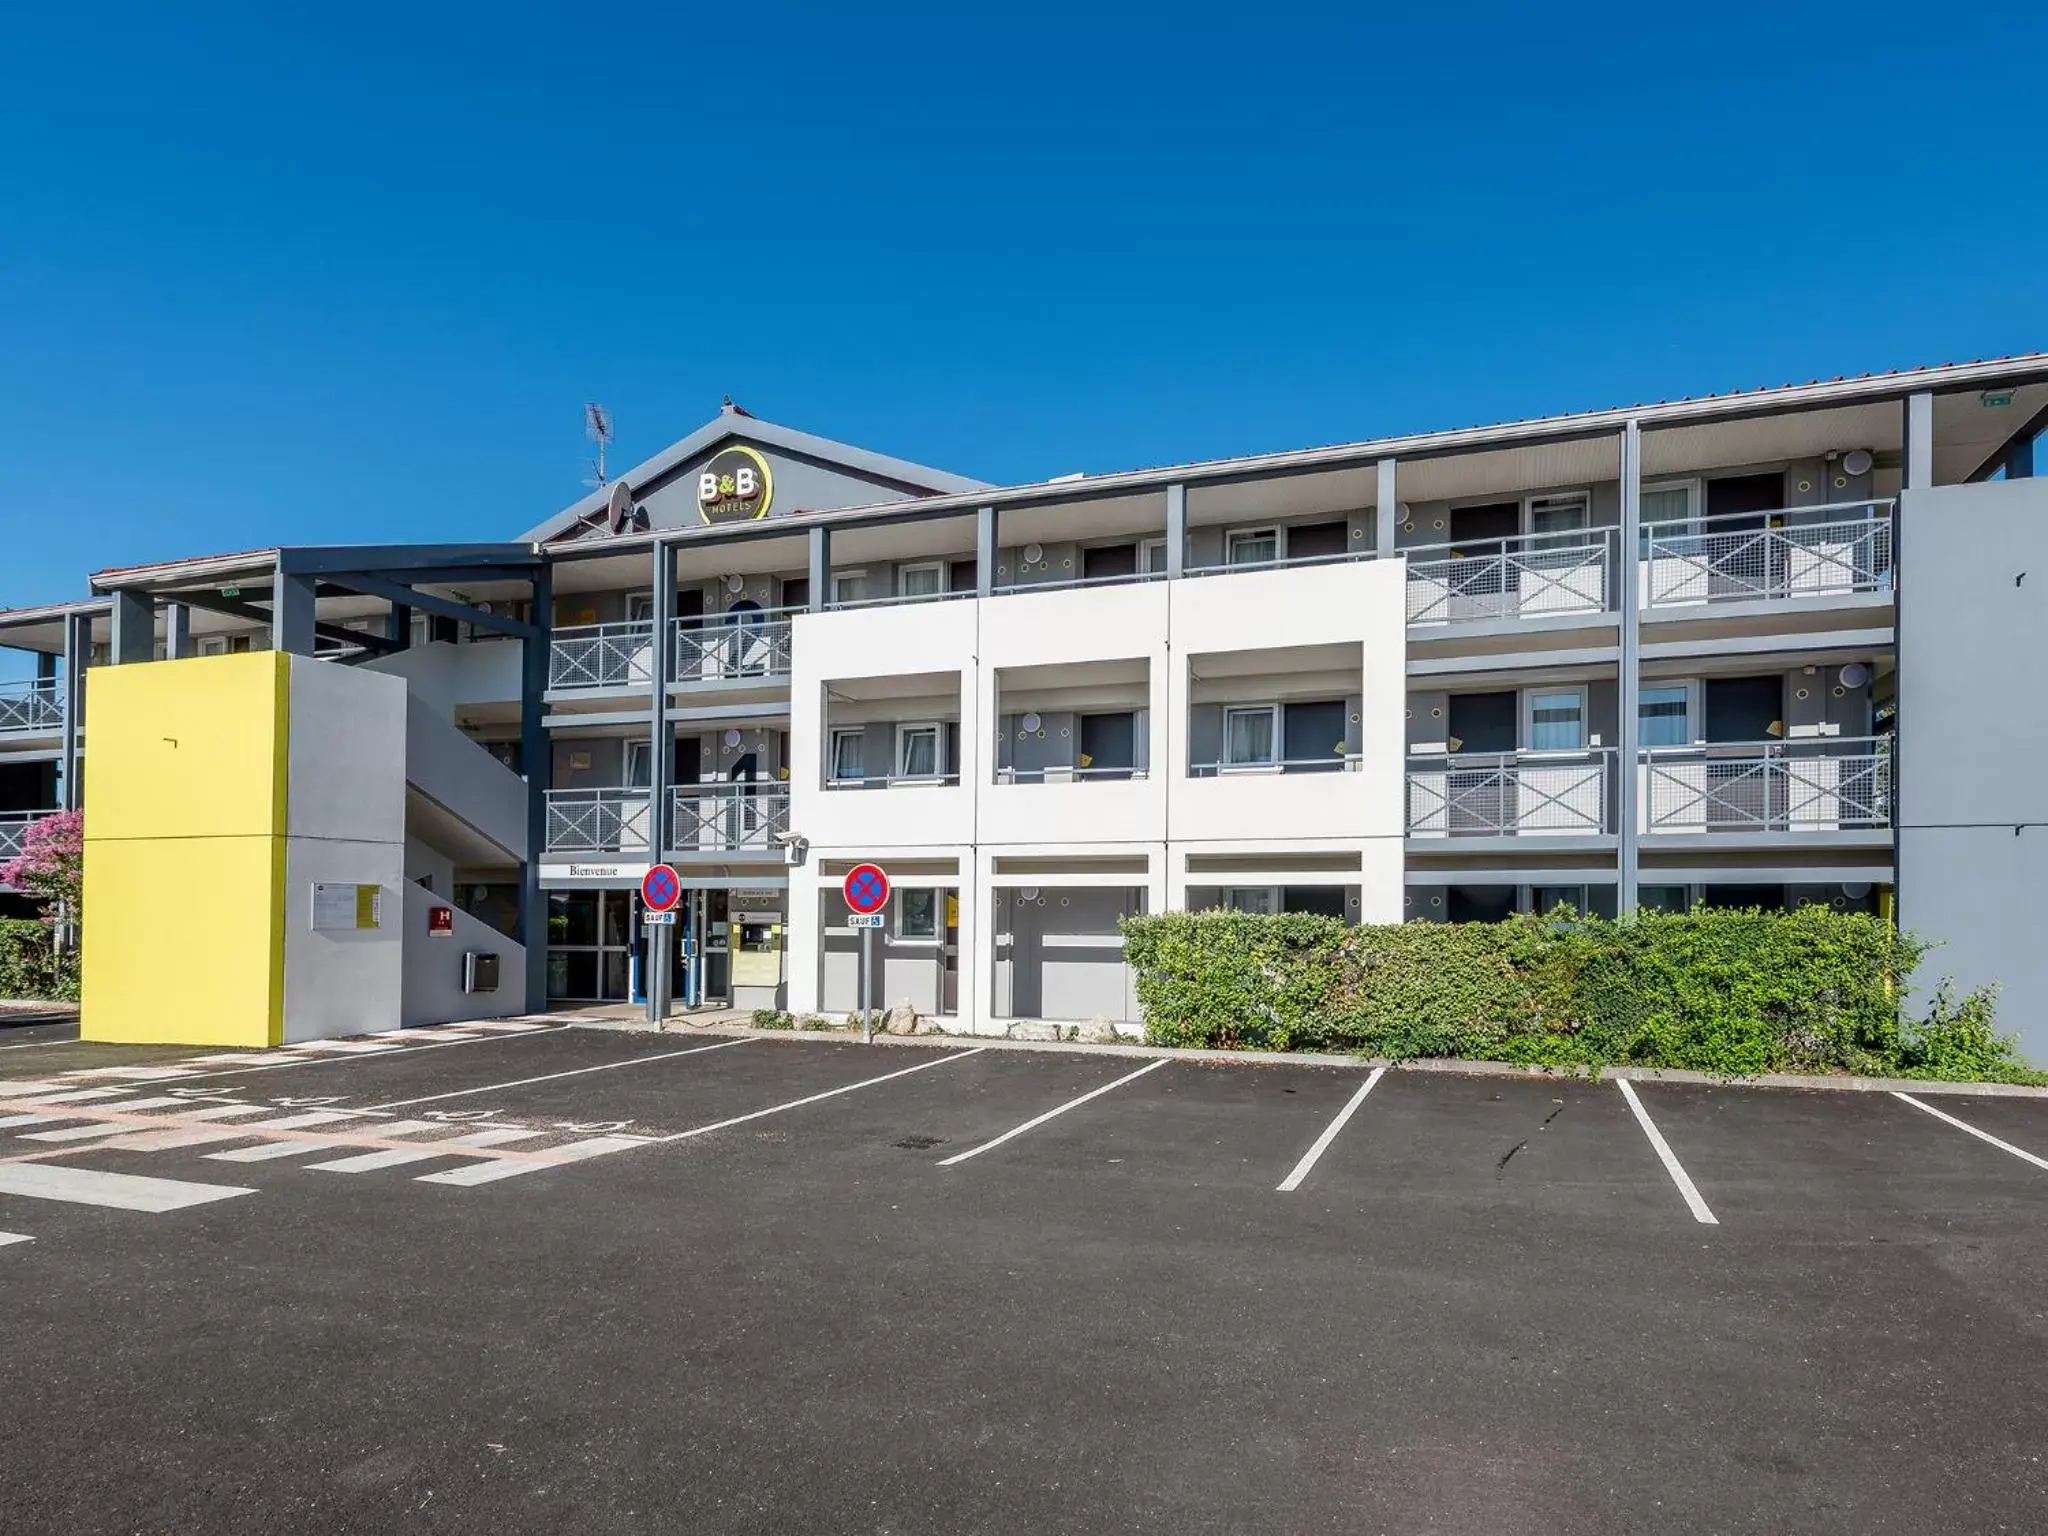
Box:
[696,445,774,524]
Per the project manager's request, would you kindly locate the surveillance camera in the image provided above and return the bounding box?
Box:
[771,830,810,867]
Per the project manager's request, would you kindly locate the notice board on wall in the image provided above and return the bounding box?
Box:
[311,883,383,931]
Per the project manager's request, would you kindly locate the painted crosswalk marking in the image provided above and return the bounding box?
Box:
[59,1065,205,1082]
[103,1109,361,1153]
[16,1098,197,1139]
[308,1127,546,1174]
[416,1134,651,1186]
[4,1087,140,1106]
[0,1163,255,1212]
[0,1080,72,1098]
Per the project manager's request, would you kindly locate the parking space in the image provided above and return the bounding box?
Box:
[2,1026,2047,1533]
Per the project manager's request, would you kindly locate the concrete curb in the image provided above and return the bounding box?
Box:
[542,1017,2048,1099]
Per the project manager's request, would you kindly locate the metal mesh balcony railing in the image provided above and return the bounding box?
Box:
[0,810,56,866]
[1639,738,1893,833]
[669,787,790,852]
[672,615,793,684]
[1405,530,1612,627]
[0,681,63,735]
[1640,502,1894,608]
[548,622,659,691]
[543,788,654,853]
[1406,751,1612,836]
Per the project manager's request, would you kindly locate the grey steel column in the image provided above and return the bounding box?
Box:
[164,603,192,659]
[1617,419,1642,916]
[1164,484,1186,578]
[1904,392,1935,490]
[387,602,413,648]
[2011,435,2036,479]
[108,590,154,665]
[648,542,675,864]
[807,525,830,610]
[271,573,318,656]
[519,561,553,1013]
[975,505,996,597]
[61,611,88,811]
[1376,458,1399,555]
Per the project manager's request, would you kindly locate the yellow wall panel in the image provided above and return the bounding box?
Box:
[82,837,284,1046]
[81,651,290,1045]
[84,652,288,842]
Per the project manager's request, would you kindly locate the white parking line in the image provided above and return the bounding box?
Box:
[1276,1068,1386,1192]
[1893,1092,2048,1172]
[1615,1079,1718,1225]
[0,1163,255,1212]
[650,1047,992,1145]
[0,1231,31,1246]
[939,1058,1170,1167]
[363,1035,753,1111]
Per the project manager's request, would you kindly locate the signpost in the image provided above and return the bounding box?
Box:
[843,863,890,1044]
[641,864,682,1021]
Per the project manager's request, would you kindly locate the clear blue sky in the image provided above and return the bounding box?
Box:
[3,1,2044,613]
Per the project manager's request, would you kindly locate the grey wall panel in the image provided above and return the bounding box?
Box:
[1899,826,2048,1065]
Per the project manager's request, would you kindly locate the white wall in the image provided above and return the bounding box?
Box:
[782,563,1408,1032]
[279,657,406,1042]
[363,638,523,716]
[401,881,525,1027]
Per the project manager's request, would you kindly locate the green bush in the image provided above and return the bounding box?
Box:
[0,919,79,1003]
[1120,907,2039,1083]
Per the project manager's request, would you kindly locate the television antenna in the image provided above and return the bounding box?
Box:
[582,402,614,488]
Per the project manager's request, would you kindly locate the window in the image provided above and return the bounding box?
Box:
[1527,494,1589,537]
[1225,527,1281,567]
[627,593,656,623]
[831,571,867,606]
[1641,481,1697,530]
[895,563,944,599]
[829,727,866,782]
[1532,885,1587,916]
[1223,705,1279,767]
[1526,689,1585,752]
[1639,885,1691,914]
[1141,538,1168,574]
[1639,684,1691,748]
[1223,887,1279,915]
[893,888,940,942]
[625,738,653,788]
[896,722,941,779]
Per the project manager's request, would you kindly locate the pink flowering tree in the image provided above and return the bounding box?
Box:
[1,809,82,923]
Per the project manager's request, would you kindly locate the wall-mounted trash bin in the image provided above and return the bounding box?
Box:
[464,951,500,994]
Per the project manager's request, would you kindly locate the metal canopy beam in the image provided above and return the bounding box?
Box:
[173,591,402,655]
[313,570,537,640]
[274,544,540,577]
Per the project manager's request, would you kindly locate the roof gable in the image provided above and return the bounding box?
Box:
[523,409,989,543]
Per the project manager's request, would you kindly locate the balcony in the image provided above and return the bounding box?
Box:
[1188,753,1363,778]
[1407,750,1612,837]
[672,612,793,686]
[1406,530,1614,629]
[1640,502,1893,610]
[669,786,789,852]
[543,787,652,854]
[0,680,63,737]
[1639,738,1892,834]
[548,621,657,692]
[0,809,57,866]
[995,765,1147,784]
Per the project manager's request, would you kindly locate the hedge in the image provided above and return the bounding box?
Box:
[0,918,78,1004]
[1119,907,2040,1083]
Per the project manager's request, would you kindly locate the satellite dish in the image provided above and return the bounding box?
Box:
[1841,449,1874,478]
[606,481,636,534]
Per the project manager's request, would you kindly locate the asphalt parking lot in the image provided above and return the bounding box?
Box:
[1,1020,2045,1534]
